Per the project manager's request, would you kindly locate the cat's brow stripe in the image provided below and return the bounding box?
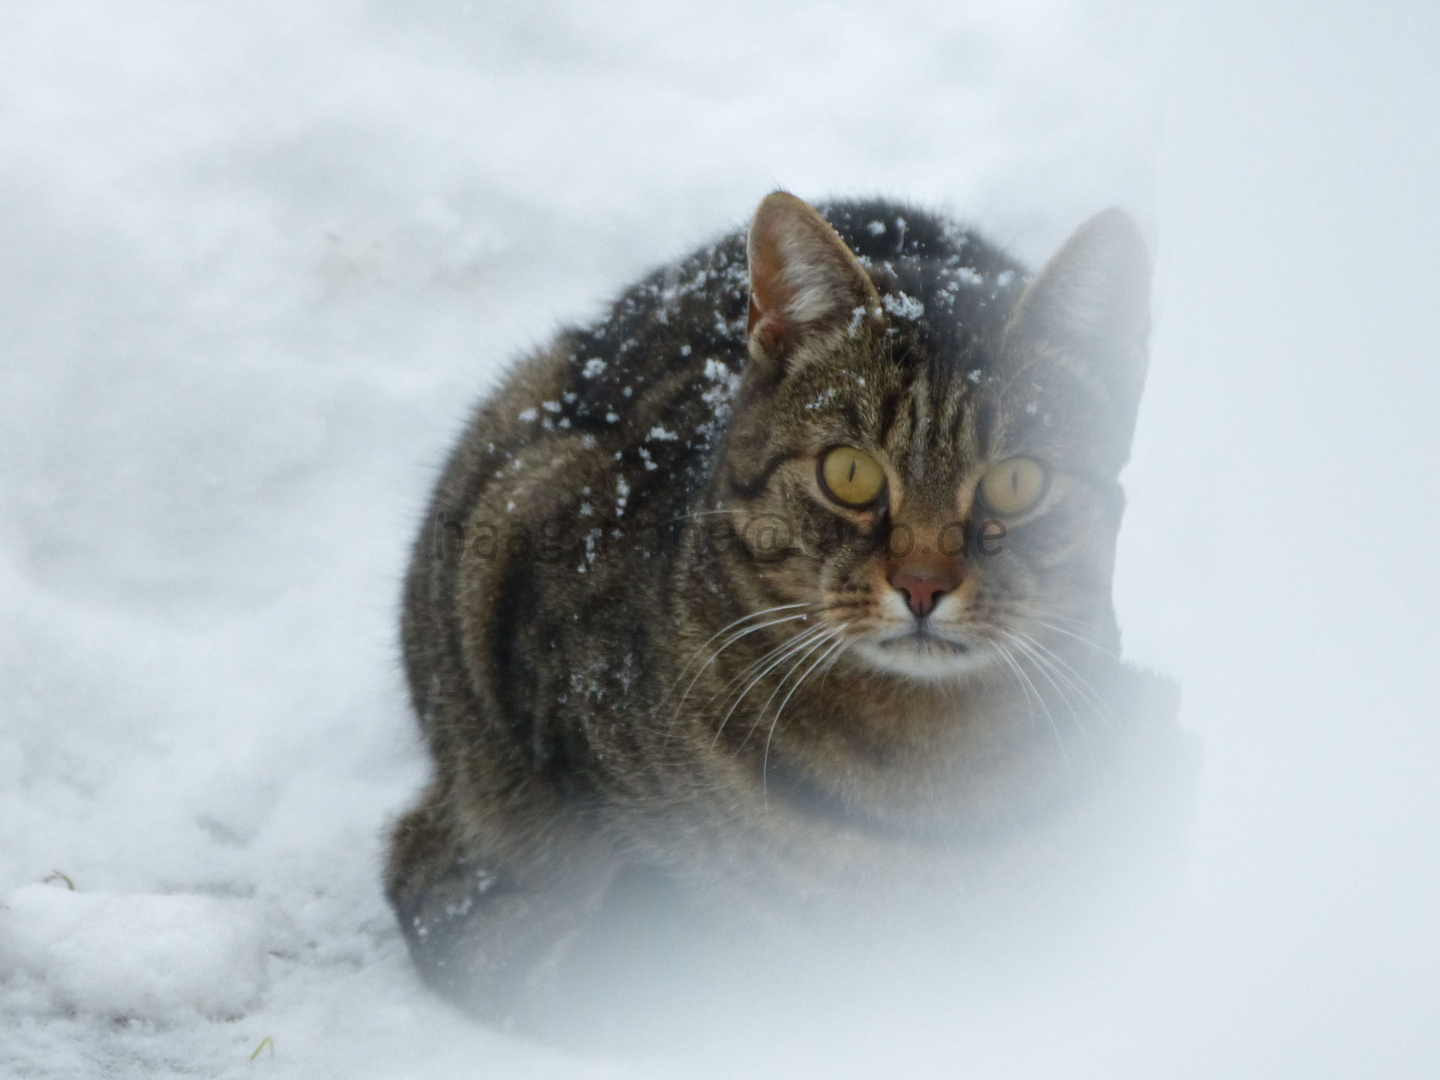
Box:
[728,449,797,500]
[875,387,904,449]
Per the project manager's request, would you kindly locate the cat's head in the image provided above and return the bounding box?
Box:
[716,192,1150,682]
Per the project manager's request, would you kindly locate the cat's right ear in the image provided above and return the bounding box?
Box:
[999,209,1152,471]
[746,192,883,378]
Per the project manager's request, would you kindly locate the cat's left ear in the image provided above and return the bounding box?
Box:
[746,192,883,379]
[1003,210,1152,462]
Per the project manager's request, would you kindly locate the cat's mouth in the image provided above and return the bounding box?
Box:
[877,625,971,655]
[853,624,987,681]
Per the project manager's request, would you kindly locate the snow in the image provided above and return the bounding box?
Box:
[0,885,272,1021]
[4,1,1440,1078]
[881,291,925,321]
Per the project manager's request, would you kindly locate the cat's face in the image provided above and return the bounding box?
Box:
[718,193,1150,684]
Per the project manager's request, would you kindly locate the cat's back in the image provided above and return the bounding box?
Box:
[439,229,750,521]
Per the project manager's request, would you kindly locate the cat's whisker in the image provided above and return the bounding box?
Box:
[762,631,849,797]
[1003,631,1095,762]
[987,601,1120,661]
[711,627,830,750]
[1006,602,1119,643]
[1009,605,1095,626]
[1026,618,1119,660]
[704,611,848,705]
[665,605,809,699]
[664,606,812,724]
[993,640,1071,775]
[710,624,835,748]
[741,626,844,753]
[990,641,1038,724]
[707,625,821,708]
[1010,629,1121,741]
[652,507,752,530]
[817,633,849,689]
[665,613,813,740]
[1011,627,1107,699]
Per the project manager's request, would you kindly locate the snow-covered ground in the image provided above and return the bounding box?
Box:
[3,1,1438,1076]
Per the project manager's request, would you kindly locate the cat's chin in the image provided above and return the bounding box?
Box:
[852,630,994,683]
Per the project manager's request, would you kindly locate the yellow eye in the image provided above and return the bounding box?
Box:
[819,446,887,508]
[978,457,1047,515]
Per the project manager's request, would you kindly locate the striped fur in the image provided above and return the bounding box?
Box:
[384,193,1183,1035]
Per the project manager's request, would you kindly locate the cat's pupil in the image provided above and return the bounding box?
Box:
[848,461,857,483]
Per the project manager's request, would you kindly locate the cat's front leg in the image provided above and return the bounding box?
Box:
[385,790,617,1029]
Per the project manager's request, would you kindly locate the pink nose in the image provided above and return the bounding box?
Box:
[888,571,956,619]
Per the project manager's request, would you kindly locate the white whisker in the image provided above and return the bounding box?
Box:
[741,627,843,752]
[1028,619,1118,659]
[711,624,834,747]
[1005,631,1095,762]
[1011,629,1121,742]
[994,640,1071,775]
[666,609,811,729]
[762,631,849,796]
[666,602,811,700]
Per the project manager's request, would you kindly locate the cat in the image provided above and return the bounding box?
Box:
[384,191,1194,1040]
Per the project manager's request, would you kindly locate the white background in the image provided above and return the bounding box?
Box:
[1,1,1436,1076]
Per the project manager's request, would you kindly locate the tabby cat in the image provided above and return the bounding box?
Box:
[385,192,1190,1038]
